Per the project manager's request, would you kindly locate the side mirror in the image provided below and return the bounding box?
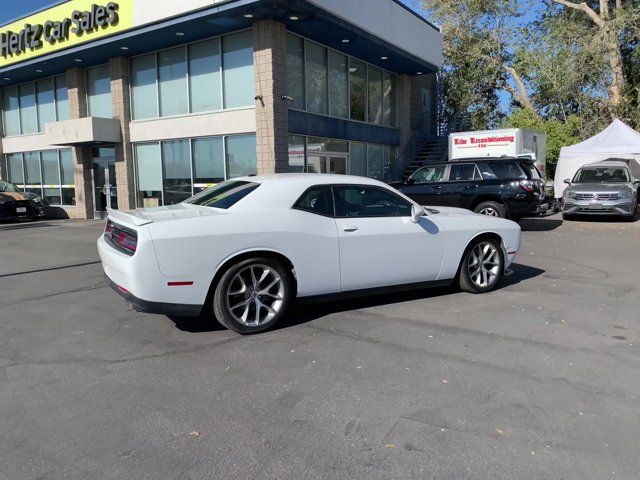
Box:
[406,177,415,186]
[563,178,571,185]
[411,204,425,223]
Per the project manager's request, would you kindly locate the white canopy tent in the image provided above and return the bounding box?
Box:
[554,119,640,198]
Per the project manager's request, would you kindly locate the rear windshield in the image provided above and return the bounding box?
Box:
[480,161,526,180]
[573,167,629,183]
[519,162,542,180]
[0,181,20,192]
[184,181,259,209]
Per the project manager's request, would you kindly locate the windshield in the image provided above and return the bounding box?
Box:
[573,167,629,184]
[0,181,20,193]
[183,181,259,209]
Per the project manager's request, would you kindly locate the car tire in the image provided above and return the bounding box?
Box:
[458,238,504,294]
[473,201,507,218]
[213,257,293,335]
[562,212,573,221]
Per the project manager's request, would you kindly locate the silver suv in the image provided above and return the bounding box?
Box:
[562,159,640,219]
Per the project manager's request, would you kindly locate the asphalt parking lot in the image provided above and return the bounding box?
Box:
[1,214,639,480]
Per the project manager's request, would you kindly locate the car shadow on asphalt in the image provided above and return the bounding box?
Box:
[0,221,55,231]
[519,218,563,232]
[168,263,545,334]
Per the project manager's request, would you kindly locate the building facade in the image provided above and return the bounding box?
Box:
[0,0,442,219]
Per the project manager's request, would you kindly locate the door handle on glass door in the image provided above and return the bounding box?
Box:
[343,226,359,232]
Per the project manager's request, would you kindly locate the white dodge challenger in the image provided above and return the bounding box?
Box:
[98,174,521,334]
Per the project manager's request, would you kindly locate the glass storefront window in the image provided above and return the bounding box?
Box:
[368,66,383,125]
[287,135,306,173]
[7,153,24,184]
[162,140,191,204]
[223,31,255,109]
[367,143,384,180]
[328,51,348,118]
[4,149,75,205]
[134,134,257,207]
[350,142,367,177]
[135,143,163,208]
[55,75,69,121]
[87,65,113,118]
[286,33,305,110]
[18,83,37,134]
[226,135,257,178]
[2,86,20,136]
[349,60,366,122]
[158,47,188,117]
[192,137,224,188]
[305,41,328,115]
[189,39,222,113]
[2,75,69,135]
[131,54,159,120]
[36,78,56,131]
[24,152,41,185]
[383,71,396,127]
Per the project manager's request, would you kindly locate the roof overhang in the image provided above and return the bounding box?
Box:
[0,0,441,86]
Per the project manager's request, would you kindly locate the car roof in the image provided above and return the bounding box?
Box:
[233,173,387,187]
[583,161,630,168]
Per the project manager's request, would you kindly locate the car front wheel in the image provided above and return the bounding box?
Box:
[213,257,293,334]
[459,238,504,294]
[473,201,506,218]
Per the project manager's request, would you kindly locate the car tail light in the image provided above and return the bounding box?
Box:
[104,220,138,255]
[518,180,536,192]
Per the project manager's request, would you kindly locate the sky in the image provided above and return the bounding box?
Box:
[1,0,430,26]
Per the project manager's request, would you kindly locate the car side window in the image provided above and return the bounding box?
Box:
[448,164,482,181]
[411,165,447,184]
[293,186,335,217]
[333,186,412,218]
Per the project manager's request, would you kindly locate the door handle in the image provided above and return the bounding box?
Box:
[465,184,479,189]
[432,185,443,190]
[343,226,359,232]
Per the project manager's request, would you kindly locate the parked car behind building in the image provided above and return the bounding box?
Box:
[562,159,639,219]
[0,181,45,222]
[394,157,547,220]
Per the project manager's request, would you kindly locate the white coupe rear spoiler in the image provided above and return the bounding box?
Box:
[107,208,153,227]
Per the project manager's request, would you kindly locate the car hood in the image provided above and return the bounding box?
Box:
[566,183,632,193]
[424,206,476,217]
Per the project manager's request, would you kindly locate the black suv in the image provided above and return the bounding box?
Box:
[394,157,547,219]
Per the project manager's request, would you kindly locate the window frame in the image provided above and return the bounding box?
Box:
[4,149,75,206]
[286,31,399,128]
[133,133,259,208]
[292,185,336,218]
[1,74,68,137]
[332,184,413,219]
[129,28,254,122]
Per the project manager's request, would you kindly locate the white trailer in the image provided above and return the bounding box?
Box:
[449,129,548,179]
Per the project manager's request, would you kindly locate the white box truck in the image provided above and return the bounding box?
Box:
[449,129,547,179]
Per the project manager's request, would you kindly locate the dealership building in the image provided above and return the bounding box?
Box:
[0,0,442,219]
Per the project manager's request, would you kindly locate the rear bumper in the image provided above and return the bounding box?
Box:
[105,275,202,317]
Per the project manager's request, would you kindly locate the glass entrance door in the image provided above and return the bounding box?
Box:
[92,148,118,219]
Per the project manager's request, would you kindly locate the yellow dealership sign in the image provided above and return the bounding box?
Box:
[0,1,134,68]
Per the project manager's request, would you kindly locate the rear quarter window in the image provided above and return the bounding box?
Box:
[485,162,527,180]
[520,162,542,180]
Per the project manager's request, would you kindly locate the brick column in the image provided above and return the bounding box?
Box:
[110,56,135,211]
[397,74,412,152]
[66,66,94,219]
[253,20,289,174]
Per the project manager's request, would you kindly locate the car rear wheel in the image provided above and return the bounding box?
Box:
[473,201,506,218]
[213,257,293,334]
[459,238,504,294]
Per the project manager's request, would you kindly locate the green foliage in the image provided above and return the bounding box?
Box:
[506,108,582,178]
